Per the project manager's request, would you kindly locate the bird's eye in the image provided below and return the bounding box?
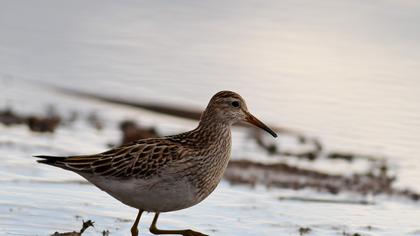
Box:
[231,101,240,108]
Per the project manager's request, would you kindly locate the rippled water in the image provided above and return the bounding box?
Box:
[1,0,420,235]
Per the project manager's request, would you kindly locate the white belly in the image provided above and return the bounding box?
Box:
[81,173,199,212]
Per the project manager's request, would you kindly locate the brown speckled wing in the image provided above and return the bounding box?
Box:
[57,138,185,179]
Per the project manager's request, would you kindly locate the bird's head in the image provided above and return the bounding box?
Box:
[203,90,277,138]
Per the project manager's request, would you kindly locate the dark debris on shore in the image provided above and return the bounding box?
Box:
[51,220,94,236]
[223,159,420,201]
[0,108,60,133]
[119,120,159,145]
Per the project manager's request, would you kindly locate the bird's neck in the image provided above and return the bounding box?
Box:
[190,110,233,200]
[193,110,232,148]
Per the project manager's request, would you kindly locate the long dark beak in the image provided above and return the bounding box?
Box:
[245,112,278,138]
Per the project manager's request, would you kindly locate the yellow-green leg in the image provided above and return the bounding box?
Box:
[131,210,144,236]
[149,212,208,236]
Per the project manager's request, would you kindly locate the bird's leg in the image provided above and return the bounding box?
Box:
[149,213,208,236]
[131,209,144,236]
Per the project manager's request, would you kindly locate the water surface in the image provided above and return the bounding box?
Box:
[1,0,420,235]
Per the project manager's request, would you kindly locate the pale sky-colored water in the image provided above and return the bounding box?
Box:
[1,0,420,188]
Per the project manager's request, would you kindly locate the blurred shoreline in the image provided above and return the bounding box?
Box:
[2,86,418,202]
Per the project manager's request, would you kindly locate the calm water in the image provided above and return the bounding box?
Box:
[1,0,420,235]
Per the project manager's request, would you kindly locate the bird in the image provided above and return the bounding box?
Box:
[35,90,277,236]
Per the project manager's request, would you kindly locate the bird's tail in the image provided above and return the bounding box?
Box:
[34,155,68,167]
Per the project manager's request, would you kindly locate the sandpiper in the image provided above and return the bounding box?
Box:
[35,91,277,236]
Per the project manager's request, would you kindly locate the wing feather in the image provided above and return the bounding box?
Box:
[37,138,188,179]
